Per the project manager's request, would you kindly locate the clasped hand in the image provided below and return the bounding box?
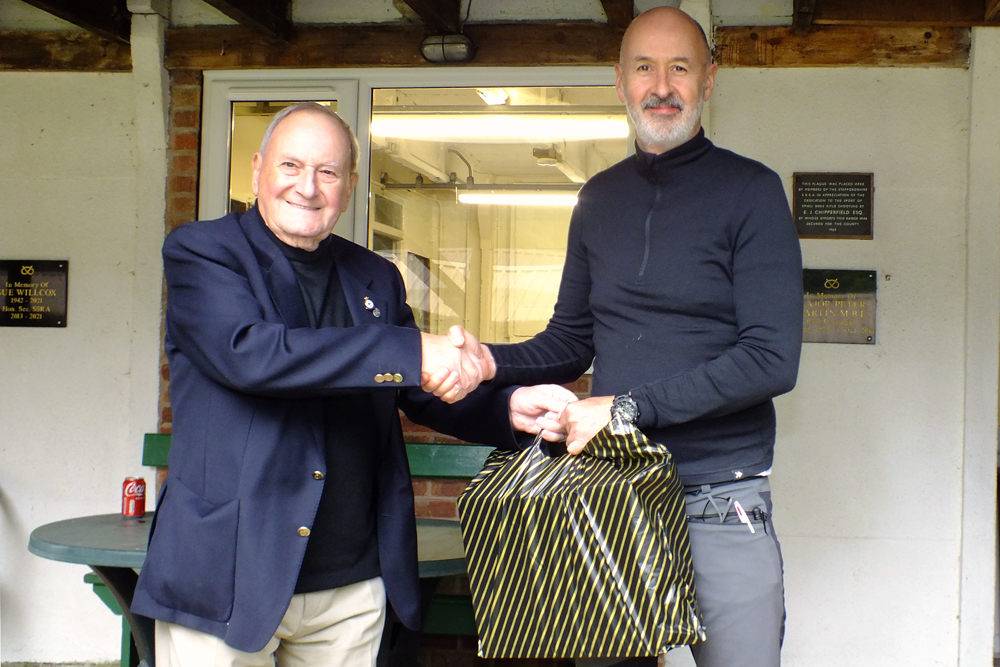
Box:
[420,326,495,404]
[421,326,616,453]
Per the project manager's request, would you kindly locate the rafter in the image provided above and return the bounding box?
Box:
[792,0,817,36]
[398,0,462,34]
[200,0,292,42]
[986,0,1000,21]
[18,0,129,44]
[600,0,634,31]
[810,0,985,25]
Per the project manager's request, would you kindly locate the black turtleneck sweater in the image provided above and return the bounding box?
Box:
[261,225,381,594]
[488,131,803,485]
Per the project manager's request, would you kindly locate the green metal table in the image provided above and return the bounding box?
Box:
[29,513,468,667]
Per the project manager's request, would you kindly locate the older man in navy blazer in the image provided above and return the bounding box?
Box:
[131,103,573,667]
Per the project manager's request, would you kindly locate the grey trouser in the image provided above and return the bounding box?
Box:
[684,475,785,667]
[576,476,785,667]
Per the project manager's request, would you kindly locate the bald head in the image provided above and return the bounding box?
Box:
[620,7,713,70]
[614,5,717,154]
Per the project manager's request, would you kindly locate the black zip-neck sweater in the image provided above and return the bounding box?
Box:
[488,131,803,485]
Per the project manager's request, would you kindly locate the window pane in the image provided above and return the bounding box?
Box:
[368,86,626,341]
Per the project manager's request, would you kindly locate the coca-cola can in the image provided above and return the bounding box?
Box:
[122,477,146,518]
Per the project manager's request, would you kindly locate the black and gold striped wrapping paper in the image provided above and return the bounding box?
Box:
[457,418,705,659]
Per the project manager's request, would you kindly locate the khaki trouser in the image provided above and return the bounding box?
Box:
[156,577,386,667]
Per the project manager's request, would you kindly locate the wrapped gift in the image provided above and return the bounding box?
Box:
[457,416,704,659]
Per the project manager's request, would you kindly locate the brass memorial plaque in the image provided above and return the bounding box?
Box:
[0,260,68,327]
[802,269,876,344]
[794,173,873,239]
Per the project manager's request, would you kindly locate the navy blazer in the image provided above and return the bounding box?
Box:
[132,208,518,653]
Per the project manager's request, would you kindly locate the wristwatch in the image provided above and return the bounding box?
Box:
[611,394,639,425]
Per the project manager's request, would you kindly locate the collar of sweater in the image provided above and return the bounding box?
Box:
[633,129,713,183]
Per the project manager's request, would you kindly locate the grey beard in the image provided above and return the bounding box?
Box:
[627,94,704,153]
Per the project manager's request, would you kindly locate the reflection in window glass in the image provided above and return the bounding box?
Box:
[369,87,627,342]
[228,101,338,213]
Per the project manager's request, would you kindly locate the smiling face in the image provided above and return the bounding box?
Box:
[251,109,359,251]
[615,7,717,155]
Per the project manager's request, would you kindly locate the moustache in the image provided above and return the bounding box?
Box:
[642,94,685,111]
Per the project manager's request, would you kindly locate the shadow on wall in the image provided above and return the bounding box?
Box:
[0,482,27,658]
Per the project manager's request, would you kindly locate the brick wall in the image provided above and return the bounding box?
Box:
[408,375,593,520]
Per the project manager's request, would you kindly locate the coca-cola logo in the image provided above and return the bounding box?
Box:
[124,480,146,496]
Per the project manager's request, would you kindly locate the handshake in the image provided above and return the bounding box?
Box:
[419,325,496,404]
[420,326,613,454]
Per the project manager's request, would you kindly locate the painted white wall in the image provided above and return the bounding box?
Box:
[708,67,971,667]
[0,19,167,658]
[959,27,1000,667]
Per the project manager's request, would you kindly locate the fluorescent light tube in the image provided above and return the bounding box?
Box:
[458,192,579,207]
[370,114,628,142]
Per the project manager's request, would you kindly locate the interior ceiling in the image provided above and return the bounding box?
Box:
[371,86,627,186]
[5,0,1000,45]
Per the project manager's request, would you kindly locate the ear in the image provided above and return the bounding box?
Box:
[614,62,626,103]
[341,172,361,213]
[251,153,262,195]
[702,63,718,102]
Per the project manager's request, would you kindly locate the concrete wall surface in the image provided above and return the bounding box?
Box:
[0,72,160,661]
[712,66,973,666]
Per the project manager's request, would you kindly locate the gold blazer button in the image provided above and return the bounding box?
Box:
[393,373,403,383]
[374,374,385,383]
[313,471,325,480]
[297,527,311,537]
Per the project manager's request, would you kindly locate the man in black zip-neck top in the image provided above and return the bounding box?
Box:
[427,7,803,667]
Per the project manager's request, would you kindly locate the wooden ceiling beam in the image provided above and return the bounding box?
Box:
[398,0,462,34]
[0,31,132,71]
[164,23,624,69]
[200,0,292,41]
[715,25,970,67]
[809,0,986,25]
[600,0,634,31]
[18,0,130,44]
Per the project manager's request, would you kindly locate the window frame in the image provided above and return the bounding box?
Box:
[200,67,619,245]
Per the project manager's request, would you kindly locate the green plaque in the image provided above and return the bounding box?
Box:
[802,269,876,344]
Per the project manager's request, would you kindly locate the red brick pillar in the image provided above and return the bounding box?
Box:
[158,69,202,442]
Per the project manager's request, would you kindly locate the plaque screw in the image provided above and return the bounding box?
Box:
[884,274,891,281]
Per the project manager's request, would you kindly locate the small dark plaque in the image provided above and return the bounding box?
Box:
[0,260,68,327]
[793,173,873,239]
[803,269,876,344]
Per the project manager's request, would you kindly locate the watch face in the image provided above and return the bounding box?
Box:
[613,395,638,423]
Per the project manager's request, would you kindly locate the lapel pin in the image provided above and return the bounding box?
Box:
[364,297,374,310]
[373,307,381,318]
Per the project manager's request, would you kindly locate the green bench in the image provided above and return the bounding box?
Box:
[85,433,487,667]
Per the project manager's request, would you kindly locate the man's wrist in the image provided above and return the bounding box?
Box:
[481,345,497,381]
[611,394,639,424]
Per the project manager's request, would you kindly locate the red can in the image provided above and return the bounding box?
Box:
[122,477,146,518]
